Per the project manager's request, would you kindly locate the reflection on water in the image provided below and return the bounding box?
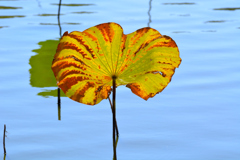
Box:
[30,40,59,88]
[28,0,98,120]
[172,31,191,33]
[201,30,216,32]
[162,2,195,5]
[0,15,25,18]
[1,0,239,159]
[57,0,62,51]
[0,0,18,1]
[63,22,81,25]
[29,1,96,98]
[214,7,240,11]
[39,23,58,25]
[29,39,66,97]
[37,89,65,97]
[51,3,94,7]
[36,14,65,16]
[205,20,227,23]
[147,0,152,27]
[179,14,190,16]
[0,26,8,29]
[39,22,81,25]
[72,11,95,14]
[0,6,22,9]
[36,0,41,8]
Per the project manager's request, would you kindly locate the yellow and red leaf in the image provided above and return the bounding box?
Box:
[52,22,181,105]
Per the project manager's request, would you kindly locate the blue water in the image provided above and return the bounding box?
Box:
[0,0,240,160]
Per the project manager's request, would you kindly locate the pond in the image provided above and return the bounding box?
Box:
[0,0,240,160]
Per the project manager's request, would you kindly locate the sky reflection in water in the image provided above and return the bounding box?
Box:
[0,0,240,160]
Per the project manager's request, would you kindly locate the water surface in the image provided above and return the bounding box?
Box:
[0,0,240,160]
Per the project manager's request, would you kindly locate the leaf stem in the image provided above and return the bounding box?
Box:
[112,76,117,160]
[108,97,119,136]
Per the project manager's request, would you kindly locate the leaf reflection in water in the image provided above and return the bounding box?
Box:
[29,39,67,99]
